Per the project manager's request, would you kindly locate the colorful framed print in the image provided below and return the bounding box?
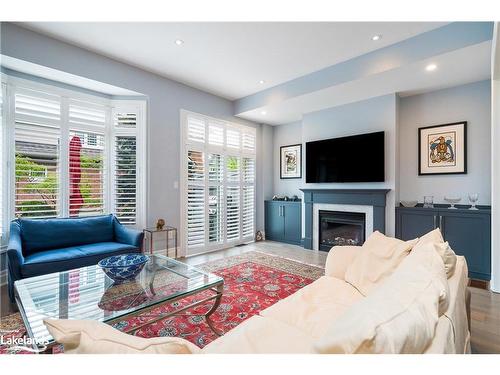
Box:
[280,144,302,179]
[418,121,467,176]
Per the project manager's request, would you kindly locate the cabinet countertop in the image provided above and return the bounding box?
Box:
[396,204,491,213]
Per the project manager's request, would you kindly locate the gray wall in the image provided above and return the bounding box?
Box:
[0,23,272,246]
[399,80,491,205]
[272,94,398,235]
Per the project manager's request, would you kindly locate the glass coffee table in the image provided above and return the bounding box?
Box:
[14,255,224,353]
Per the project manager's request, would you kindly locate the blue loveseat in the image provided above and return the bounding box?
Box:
[7,214,144,302]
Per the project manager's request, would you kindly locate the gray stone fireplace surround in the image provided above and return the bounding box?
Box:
[300,189,390,250]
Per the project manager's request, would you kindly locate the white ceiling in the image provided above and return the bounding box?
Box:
[19,22,447,100]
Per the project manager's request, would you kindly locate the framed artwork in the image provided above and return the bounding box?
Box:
[418,121,467,176]
[280,144,302,179]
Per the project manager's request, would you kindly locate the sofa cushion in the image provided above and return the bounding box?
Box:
[44,319,199,354]
[260,276,363,339]
[315,241,449,354]
[22,242,139,278]
[324,246,362,280]
[344,231,418,296]
[19,215,115,255]
[202,315,316,354]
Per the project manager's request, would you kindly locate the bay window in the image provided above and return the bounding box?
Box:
[0,77,146,241]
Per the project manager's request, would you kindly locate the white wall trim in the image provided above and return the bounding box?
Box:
[312,203,374,251]
[491,22,500,293]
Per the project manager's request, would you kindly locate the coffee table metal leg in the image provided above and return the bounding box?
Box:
[150,231,154,255]
[175,229,178,259]
[204,283,224,336]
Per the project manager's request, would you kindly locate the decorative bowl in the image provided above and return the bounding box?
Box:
[444,196,461,209]
[400,200,418,207]
[98,254,150,283]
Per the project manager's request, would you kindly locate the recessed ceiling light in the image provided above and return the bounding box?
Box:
[372,35,381,41]
[259,80,265,84]
[261,111,267,115]
[175,39,184,46]
[426,63,437,72]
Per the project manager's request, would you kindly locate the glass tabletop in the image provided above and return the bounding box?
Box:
[143,226,177,233]
[14,255,223,347]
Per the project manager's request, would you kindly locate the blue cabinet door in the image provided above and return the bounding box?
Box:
[440,211,491,280]
[265,201,284,241]
[283,203,302,245]
[397,209,436,240]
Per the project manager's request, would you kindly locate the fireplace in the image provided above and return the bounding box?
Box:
[318,210,365,252]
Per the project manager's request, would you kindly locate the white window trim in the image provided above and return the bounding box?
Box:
[180,109,256,258]
[0,73,148,249]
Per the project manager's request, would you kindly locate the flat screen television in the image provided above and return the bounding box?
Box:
[306,131,385,183]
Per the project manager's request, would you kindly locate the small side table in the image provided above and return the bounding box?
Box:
[143,226,178,259]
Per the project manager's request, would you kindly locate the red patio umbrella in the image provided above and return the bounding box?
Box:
[69,136,84,216]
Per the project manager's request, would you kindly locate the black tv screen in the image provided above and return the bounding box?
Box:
[306,131,385,183]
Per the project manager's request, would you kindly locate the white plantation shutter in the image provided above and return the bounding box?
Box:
[14,89,61,219]
[114,112,137,129]
[242,185,255,238]
[208,153,223,182]
[242,157,255,183]
[226,127,240,149]
[242,131,256,153]
[208,185,224,244]
[68,100,106,217]
[187,185,205,247]
[208,122,224,147]
[226,186,240,241]
[183,111,256,254]
[187,115,206,143]
[208,153,223,245]
[187,150,204,181]
[242,157,255,239]
[114,135,137,224]
[226,156,240,183]
[113,108,141,226]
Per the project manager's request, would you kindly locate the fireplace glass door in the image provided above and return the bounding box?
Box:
[319,211,365,251]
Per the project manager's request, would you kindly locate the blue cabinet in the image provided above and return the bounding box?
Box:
[265,200,302,245]
[396,206,491,281]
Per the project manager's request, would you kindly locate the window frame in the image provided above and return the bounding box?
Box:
[0,74,147,246]
[180,109,256,257]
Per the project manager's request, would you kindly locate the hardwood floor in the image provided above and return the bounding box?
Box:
[1,240,499,353]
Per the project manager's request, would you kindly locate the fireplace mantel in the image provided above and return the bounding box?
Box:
[300,189,390,250]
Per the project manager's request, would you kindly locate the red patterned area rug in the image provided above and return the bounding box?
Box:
[0,251,324,353]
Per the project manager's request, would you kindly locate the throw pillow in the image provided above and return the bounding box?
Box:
[344,231,418,296]
[43,319,200,354]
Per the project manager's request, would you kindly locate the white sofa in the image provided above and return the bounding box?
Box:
[44,230,471,354]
